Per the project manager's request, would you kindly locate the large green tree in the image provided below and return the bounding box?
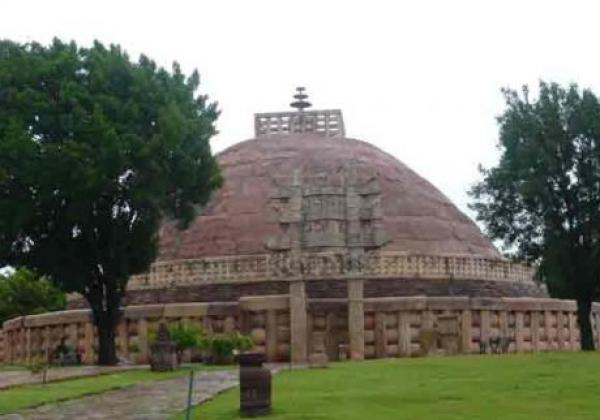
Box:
[0,39,221,364]
[0,268,66,325]
[470,81,600,350]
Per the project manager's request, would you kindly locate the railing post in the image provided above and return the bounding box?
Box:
[348,279,365,360]
[290,280,308,364]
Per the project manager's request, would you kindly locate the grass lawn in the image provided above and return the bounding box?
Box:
[0,364,231,414]
[0,365,25,372]
[179,352,600,420]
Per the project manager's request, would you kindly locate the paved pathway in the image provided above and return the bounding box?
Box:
[0,365,145,390]
[1,370,238,420]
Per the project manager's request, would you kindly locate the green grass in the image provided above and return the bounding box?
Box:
[0,365,25,372]
[178,353,600,420]
[0,364,232,414]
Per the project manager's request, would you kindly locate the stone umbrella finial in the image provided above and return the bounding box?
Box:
[290,87,312,112]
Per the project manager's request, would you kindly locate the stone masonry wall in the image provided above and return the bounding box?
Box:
[67,278,546,310]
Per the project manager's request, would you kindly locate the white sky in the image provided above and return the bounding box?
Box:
[3,0,600,221]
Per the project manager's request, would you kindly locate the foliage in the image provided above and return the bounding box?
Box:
[168,324,204,352]
[26,357,50,375]
[128,342,140,353]
[0,268,66,325]
[203,333,253,364]
[180,353,600,420]
[470,81,600,350]
[168,323,205,362]
[26,356,50,384]
[0,38,221,364]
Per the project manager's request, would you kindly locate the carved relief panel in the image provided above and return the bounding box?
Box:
[265,165,388,252]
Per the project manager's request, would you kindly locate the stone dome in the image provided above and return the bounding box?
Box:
[157,133,501,261]
[95,104,543,308]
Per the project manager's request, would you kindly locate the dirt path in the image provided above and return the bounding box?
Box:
[0,365,145,390]
[1,370,238,420]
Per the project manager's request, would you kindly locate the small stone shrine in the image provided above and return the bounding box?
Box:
[149,323,177,371]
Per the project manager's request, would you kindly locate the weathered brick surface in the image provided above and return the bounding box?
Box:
[158,134,501,261]
[364,278,548,299]
[306,280,348,299]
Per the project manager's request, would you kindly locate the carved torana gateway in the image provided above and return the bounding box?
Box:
[2,89,600,365]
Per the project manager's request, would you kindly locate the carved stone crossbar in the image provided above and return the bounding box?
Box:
[127,252,536,291]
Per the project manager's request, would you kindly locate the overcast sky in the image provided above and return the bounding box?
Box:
[3,0,599,222]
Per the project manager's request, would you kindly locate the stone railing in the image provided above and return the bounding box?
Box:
[3,297,599,365]
[254,109,345,138]
[128,252,536,291]
[359,297,600,357]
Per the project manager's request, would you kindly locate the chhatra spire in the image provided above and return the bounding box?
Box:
[290,87,312,111]
[254,87,345,137]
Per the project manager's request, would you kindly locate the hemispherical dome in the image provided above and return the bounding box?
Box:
[158,133,500,261]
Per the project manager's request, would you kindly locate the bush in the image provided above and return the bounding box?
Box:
[168,323,204,362]
[146,323,253,365]
[204,332,253,365]
[27,356,50,384]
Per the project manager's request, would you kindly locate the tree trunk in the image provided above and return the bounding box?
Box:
[85,276,124,365]
[576,297,595,351]
[97,311,119,365]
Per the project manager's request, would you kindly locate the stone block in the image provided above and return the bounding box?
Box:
[124,304,165,320]
[364,296,427,312]
[239,295,290,311]
[426,297,469,311]
[162,303,209,318]
[308,352,329,368]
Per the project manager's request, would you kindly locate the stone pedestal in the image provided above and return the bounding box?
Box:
[239,353,272,417]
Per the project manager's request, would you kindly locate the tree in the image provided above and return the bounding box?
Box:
[0,39,221,364]
[0,268,66,325]
[470,81,600,350]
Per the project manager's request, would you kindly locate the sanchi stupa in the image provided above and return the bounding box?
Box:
[2,89,600,365]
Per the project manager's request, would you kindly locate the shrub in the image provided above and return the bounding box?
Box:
[204,332,253,365]
[168,323,204,362]
[27,356,50,384]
